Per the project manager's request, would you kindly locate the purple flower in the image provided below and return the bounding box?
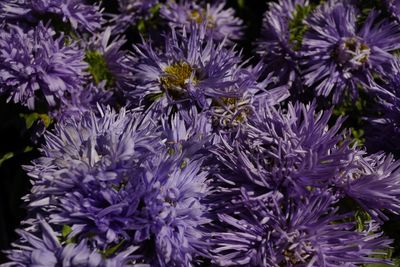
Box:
[0,23,87,110]
[25,107,160,207]
[386,0,400,22]
[0,0,103,32]
[301,2,400,103]
[129,25,241,108]
[83,27,132,90]
[256,0,310,88]
[128,24,286,128]
[160,0,243,42]
[21,107,211,266]
[340,152,400,221]
[210,190,392,266]
[112,0,159,34]
[364,59,400,155]
[54,82,113,121]
[212,101,353,196]
[2,218,137,266]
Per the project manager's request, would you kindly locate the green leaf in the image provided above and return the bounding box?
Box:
[20,113,52,129]
[60,225,77,244]
[0,152,14,167]
[100,240,125,258]
[288,4,315,51]
[62,225,73,238]
[85,50,116,87]
[237,0,245,9]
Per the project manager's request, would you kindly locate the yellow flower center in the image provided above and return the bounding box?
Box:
[334,37,370,70]
[188,9,216,29]
[160,62,197,98]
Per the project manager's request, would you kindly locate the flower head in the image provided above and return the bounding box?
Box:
[160,0,243,42]
[21,107,211,266]
[0,23,87,110]
[340,152,400,221]
[301,2,400,103]
[83,27,132,91]
[112,0,159,34]
[257,0,311,88]
[0,0,103,32]
[210,190,391,266]
[128,24,285,129]
[212,101,353,196]
[3,218,137,266]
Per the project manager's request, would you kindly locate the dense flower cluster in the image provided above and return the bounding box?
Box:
[2,0,400,266]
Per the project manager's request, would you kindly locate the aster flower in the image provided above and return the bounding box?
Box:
[161,105,214,155]
[339,152,400,221]
[256,0,312,88]
[20,107,211,266]
[128,24,285,126]
[301,2,400,103]
[0,0,102,32]
[83,27,132,91]
[211,101,353,197]
[112,0,159,34]
[210,190,392,266]
[386,0,400,22]
[25,107,160,206]
[2,218,138,266]
[364,59,400,155]
[160,0,243,42]
[129,24,241,109]
[54,82,113,121]
[0,23,87,110]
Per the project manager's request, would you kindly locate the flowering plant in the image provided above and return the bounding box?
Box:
[1,0,400,266]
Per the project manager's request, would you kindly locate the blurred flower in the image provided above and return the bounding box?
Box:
[386,0,400,22]
[112,0,159,34]
[0,0,102,32]
[364,59,400,155]
[160,0,243,42]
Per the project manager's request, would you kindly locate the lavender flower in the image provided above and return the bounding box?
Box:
[128,24,283,126]
[257,0,311,88]
[212,102,353,196]
[55,82,113,121]
[301,2,400,103]
[340,152,400,221]
[0,23,87,110]
[2,218,137,266]
[364,59,400,155]
[112,0,159,34]
[84,27,132,90]
[386,0,400,22]
[210,190,391,266]
[129,24,239,108]
[160,0,243,42]
[0,0,102,32]
[18,107,211,266]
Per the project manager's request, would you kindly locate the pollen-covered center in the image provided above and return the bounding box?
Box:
[160,61,197,97]
[334,37,370,70]
[188,9,216,29]
[212,97,252,127]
